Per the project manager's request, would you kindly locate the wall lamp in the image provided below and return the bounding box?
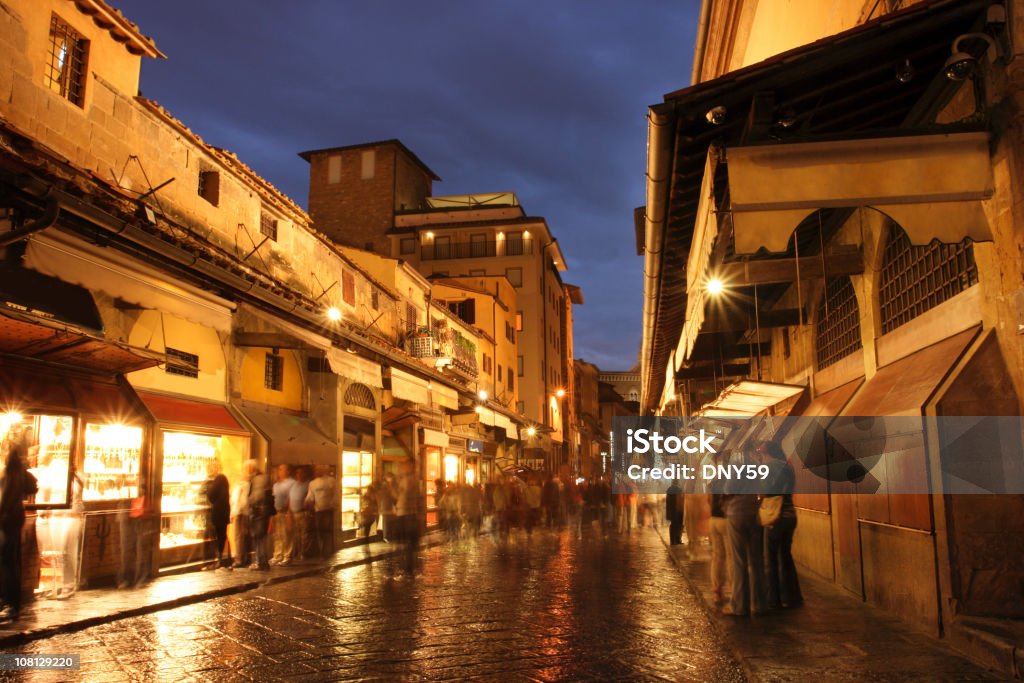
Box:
[945,6,1007,81]
[705,106,727,125]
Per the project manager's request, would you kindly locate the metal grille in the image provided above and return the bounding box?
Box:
[45,15,87,106]
[264,353,283,391]
[259,212,277,240]
[344,383,376,410]
[879,225,978,334]
[165,347,199,378]
[815,277,862,369]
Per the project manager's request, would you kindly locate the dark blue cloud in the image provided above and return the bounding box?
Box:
[116,0,698,369]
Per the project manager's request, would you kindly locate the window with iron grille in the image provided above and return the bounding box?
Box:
[405,303,418,334]
[165,347,199,378]
[344,383,376,410]
[879,224,978,334]
[264,352,283,391]
[46,14,88,107]
[815,277,862,370]
[259,211,278,241]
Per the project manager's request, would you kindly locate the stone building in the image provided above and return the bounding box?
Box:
[638,0,1024,670]
[300,142,580,472]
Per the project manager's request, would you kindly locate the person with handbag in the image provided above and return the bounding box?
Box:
[760,441,803,609]
[722,442,767,616]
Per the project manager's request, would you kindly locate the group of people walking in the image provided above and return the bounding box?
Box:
[665,440,803,617]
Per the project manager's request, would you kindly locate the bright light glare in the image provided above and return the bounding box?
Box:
[555,388,566,398]
[478,390,488,401]
[326,307,342,322]
[527,426,537,437]
[707,278,724,295]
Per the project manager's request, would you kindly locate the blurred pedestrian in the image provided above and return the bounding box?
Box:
[202,461,231,570]
[359,481,379,540]
[665,480,683,545]
[118,477,152,589]
[393,457,422,577]
[378,471,396,542]
[723,444,767,617]
[270,464,295,566]
[247,461,271,571]
[524,475,542,535]
[542,475,560,528]
[290,466,311,559]
[230,464,252,568]
[0,436,38,620]
[761,441,803,610]
[305,464,337,559]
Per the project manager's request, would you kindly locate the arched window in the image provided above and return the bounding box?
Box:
[879,224,978,334]
[344,383,376,411]
[815,277,862,370]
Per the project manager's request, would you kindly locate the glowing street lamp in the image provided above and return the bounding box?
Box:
[326,306,342,322]
[478,390,488,401]
[706,278,724,296]
[555,388,565,398]
[527,426,536,437]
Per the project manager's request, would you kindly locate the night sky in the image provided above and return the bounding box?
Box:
[113,1,699,370]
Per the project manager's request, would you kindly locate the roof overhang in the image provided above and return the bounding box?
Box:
[697,381,806,417]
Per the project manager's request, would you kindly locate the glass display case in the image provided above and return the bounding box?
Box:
[82,423,143,501]
[425,447,441,526]
[160,431,217,550]
[1,412,73,507]
[341,450,373,530]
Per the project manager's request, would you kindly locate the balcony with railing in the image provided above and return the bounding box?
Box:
[421,238,535,261]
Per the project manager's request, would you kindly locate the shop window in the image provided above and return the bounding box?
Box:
[259,211,278,241]
[3,413,73,508]
[264,352,284,391]
[506,267,522,288]
[83,422,143,501]
[815,277,862,369]
[879,224,978,334]
[344,383,376,410]
[197,167,220,206]
[45,14,88,107]
[165,347,199,378]
[341,450,373,529]
[342,269,356,306]
[400,237,415,255]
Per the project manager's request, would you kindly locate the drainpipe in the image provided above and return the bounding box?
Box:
[0,199,60,248]
[640,107,675,414]
[691,0,713,86]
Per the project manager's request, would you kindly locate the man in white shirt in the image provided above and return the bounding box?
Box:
[305,465,337,559]
[270,464,295,566]
[230,461,253,568]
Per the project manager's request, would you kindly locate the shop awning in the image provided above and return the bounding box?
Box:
[240,406,337,466]
[727,133,993,254]
[475,407,518,436]
[382,433,411,458]
[698,381,806,417]
[422,428,449,448]
[136,391,248,434]
[0,361,149,423]
[327,349,383,388]
[389,367,431,405]
[0,267,163,374]
[840,328,978,417]
[431,383,460,411]
[26,233,235,332]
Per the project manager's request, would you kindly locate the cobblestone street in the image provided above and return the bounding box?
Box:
[2,529,744,682]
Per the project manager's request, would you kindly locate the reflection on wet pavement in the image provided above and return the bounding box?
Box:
[6,529,745,682]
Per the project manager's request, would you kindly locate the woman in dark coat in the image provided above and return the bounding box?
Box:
[1,438,38,620]
[762,441,803,610]
[203,461,231,569]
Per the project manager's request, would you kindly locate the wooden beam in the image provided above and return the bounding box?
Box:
[717,249,862,286]
[676,363,751,380]
[233,332,309,349]
[702,308,803,333]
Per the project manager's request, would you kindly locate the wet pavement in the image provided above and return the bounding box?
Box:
[1,528,744,682]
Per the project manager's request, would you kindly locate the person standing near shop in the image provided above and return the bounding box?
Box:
[723,443,767,617]
[761,441,803,610]
[247,461,271,571]
[665,480,683,545]
[0,436,38,621]
[203,461,230,570]
[230,462,253,568]
[118,476,152,589]
[305,464,338,559]
[393,456,422,577]
[270,464,295,566]
[290,465,311,560]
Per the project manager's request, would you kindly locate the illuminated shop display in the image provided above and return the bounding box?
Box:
[425,447,441,525]
[341,450,373,530]
[444,454,460,484]
[2,413,73,507]
[159,431,247,550]
[82,423,143,501]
